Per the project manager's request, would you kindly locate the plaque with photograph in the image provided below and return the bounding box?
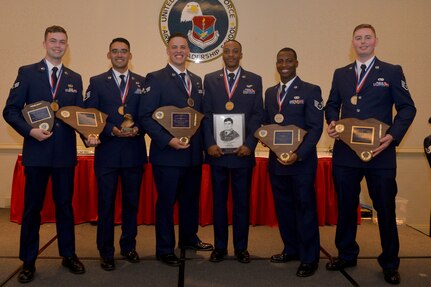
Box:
[255,124,307,162]
[22,101,54,131]
[213,114,245,153]
[334,118,390,162]
[152,105,204,145]
[55,106,107,139]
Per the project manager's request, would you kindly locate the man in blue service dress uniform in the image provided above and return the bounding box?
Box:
[203,40,264,263]
[264,48,323,277]
[139,33,213,267]
[3,25,86,283]
[325,24,416,285]
[84,38,147,271]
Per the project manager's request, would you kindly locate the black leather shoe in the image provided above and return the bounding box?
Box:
[121,250,140,263]
[100,257,115,271]
[209,249,227,263]
[62,254,85,274]
[181,241,213,251]
[296,263,318,277]
[326,258,357,271]
[235,250,250,263]
[18,263,35,284]
[383,269,401,285]
[270,253,299,263]
[157,253,181,267]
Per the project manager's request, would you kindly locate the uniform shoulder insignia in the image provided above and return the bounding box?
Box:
[314,100,324,110]
[83,91,90,101]
[401,80,409,91]
[12,82,20,89]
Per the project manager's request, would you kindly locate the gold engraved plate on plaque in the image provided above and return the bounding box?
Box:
[335,118,390,162]
[22,100,54,132]
[55,106,108,140]
[152,105,204,144]
[225,101,234,111]
[254,124,307,163]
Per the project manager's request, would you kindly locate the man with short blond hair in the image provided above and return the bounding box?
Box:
[325,24,416,285]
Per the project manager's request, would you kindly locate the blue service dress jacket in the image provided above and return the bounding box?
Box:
[203,68,264,168]
[3,60,83,167]
[264,77,324,175]
[325,58,416,168]
[139,64,204,167]
[84,69,147,168]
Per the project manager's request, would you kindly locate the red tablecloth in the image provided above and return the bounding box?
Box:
[10,156,357,226]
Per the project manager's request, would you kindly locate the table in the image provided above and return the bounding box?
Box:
[10,155,358,226]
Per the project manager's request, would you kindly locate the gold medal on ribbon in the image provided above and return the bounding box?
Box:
[350,95,358,105]
[274,113,284,124]
[187,98,195,107]
[118,105,124,115]
[50,101,59,112]
[225,101,234,111]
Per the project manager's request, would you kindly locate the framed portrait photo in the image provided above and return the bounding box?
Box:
[213,113,245,153]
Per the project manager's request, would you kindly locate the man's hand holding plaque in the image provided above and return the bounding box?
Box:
[254,124,307,164]
[55,106,107,141]
[333,118,390,162]
[152,106,204,145]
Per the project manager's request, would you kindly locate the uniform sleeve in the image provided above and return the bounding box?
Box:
[244,76,264,151]
[263,88,272,125]
[202,75,217,149]
[325,70,342,124]
[3,67,33,138]
[388,65,416,145]
[296,85,324,160]
[138,73,172,149]
[73,74,84,107]
[84,77,115,137]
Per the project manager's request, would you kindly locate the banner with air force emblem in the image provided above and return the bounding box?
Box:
[159,0,238,63]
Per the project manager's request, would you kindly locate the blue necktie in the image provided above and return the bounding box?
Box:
[359,64,367,82]
[51,67,58,87]
[228,73,235,89]
[119,74,126,93]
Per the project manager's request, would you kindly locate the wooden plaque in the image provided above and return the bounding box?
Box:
[254,124,307,162]
[152,105,204,144]
[22,101,54,131]
[335,118,390,162]
[55,106,108,139]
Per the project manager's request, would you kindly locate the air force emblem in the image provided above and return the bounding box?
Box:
[188,16,219,49]
[160,0,238,63]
